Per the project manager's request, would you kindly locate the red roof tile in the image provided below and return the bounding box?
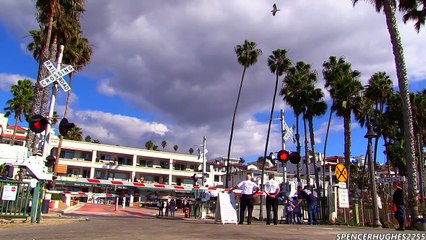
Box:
[1,133,26,140]
[6,125,27,131]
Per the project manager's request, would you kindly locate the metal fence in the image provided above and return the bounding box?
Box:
[0,179,45,223]
[0,179,31,218]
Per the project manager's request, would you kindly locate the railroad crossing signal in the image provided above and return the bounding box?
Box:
[335,163,348,182]
[39,60,74,92]
[282,121,293,142]
[29,115,49,133]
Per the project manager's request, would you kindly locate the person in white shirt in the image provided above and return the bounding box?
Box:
[230,173,259,225]
[264,173,280,225]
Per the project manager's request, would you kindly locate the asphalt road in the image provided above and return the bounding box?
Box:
[0,215,420,240]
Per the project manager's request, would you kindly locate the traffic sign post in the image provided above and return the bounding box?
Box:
[40,60,73,92]
[41,45,74,159]
[335,163,348,182]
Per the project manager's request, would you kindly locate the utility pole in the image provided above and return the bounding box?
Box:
[365,119,381,228]
[280,110,287,184]
[41,46,64,159]
[202,136,207,186]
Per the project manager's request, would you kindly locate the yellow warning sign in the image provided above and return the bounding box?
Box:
[335,163,348,182]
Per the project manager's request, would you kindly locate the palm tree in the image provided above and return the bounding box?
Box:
[28,0,85,152]
[411,90,426,205]
[55,33,91,174]
[305,86,327,196]
[85,135,92,142]
[173,145,179,152]
[64,124,83,141]
[364,72,394,167]
[27,1,61,151]
[189,148,194,155]
[400,0,426,33]
[258,49,291,220]
[322,56,362,171]
[145,140,154,150]
[4,79,34,145]
[352,0,420,223]
[225,40,262,188]
[281,61,315,183]
[161,140,167,151]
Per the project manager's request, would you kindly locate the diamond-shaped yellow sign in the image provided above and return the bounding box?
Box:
[335,163,348,182]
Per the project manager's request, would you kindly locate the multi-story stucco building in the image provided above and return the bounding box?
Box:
[50,138,203,187]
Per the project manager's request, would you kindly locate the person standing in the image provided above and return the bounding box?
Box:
[296,186,318,225]
[230,173,259,225]
[158,200,164,216]
[170,198,176,217]
[264,173,280,225]
[392,182,405,231]
[284,196,294,224]
[292,196,301,224]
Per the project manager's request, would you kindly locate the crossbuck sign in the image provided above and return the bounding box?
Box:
[282,121,293,142]
[40,60,74,92]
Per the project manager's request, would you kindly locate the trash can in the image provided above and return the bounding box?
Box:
[42,199,50,213]
[49,200,56,209]
[184,207,190,218]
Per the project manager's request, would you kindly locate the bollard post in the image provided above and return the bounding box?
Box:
[114,197,118,211]
[354,203,359,225]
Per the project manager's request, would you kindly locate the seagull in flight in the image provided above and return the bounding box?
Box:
[271,3,280,16]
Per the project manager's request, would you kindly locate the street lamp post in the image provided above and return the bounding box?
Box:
[364,118,381,228]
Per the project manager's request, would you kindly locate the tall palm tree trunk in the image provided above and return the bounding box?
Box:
[11,114,20,146]
[383,0,419,224]
[296,116,302,182]
[226,66,247,188]
[54,73,74,175]
[303,114,310,186]
[28,0,56,152]
[260,71,280,221]
[308,117,320,196]
[323,107,333,196]
[343,114,352,189]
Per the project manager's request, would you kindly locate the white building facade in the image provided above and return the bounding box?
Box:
[50,138,203,187]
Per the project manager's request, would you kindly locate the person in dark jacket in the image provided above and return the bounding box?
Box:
[392,182,405,231]
[296,186,318,225]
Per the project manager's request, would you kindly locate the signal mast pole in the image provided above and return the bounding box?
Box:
[42,45,65,160]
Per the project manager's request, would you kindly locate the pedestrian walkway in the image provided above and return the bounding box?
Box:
[67,203,186,219]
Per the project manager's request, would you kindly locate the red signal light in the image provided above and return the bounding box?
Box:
[277,150,290,162]
[59,118,75,136]
[29,114,48,133]
[289,152,301,164]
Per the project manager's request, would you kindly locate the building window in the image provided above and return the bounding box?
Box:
[139,160,146,167]
[60,151,74,159]
[144,175,154,183]
[117,157,132,165]
[101,154,112,161]
[160,161,169,169]
[81,152,91,161]
[174,163,186,171]
[95,170,106,179]
[214,175,220,182]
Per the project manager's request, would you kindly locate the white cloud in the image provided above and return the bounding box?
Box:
[68,110,169,147]
[0,0,425,160]
[0,73,34,91]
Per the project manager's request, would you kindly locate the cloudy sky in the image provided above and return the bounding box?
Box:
[0,0,425,163]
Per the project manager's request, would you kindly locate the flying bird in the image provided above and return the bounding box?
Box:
[271,3,280,16]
